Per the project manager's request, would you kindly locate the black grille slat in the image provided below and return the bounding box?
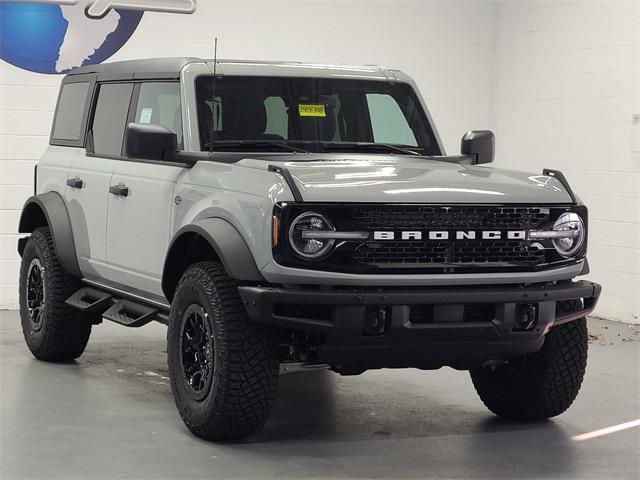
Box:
[352,240,545,266]
[463,304,495,323]
[352,206,550,230]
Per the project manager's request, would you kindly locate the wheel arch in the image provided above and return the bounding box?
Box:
[18,192,81,277]
[162,218,264,302]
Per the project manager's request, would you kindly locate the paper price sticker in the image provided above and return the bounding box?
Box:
[298,104,326,117]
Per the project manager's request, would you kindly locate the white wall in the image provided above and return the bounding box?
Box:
[1,1,638,323]
[492,1,640,323]
[0,0,497,309]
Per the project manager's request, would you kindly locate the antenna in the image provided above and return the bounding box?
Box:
[208,37,218,153]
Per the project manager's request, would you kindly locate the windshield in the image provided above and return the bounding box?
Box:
[195,76,441,155]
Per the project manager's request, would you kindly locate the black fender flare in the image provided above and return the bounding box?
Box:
[161,218,264,300]
[18,192,81,277]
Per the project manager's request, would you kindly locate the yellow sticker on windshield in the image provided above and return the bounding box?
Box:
[298,104,326,117]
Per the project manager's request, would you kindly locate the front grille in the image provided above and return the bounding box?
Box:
[275,203,582,274]
[351,206,549,268]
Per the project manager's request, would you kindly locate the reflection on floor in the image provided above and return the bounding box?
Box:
[1,311,638,479]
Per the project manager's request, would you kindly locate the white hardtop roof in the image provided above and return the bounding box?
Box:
[204,59,407,81]
[67,57,411,82]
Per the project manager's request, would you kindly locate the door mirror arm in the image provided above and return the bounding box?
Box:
[163,150,202,168]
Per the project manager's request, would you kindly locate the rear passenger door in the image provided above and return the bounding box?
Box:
[66,82,133,282]
[105,82,185,301]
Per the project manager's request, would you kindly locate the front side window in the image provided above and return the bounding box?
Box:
[52,82,90,142]
[134,82,183,147]
[91,82,134,157]
[366,93,417,146]
[195,76,440,155]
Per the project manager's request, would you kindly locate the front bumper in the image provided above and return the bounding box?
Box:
[238,280,601,370]
[258,260,585,286]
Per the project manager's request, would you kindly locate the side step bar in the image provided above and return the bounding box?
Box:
[103,300,158,328]
[66,287,113,313]
[65,286,169,327]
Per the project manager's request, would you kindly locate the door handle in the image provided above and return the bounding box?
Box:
[109,183,129,197]
[66,177,83,189]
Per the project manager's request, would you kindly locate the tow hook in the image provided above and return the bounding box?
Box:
[514,303,538,332]
[363,306,391,336]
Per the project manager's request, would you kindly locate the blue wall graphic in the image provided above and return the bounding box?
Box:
[0,2,143,74]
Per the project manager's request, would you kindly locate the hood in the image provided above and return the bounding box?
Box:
[239,154,573,204]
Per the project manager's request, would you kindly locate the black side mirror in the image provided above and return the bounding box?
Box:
[125,123,177,160]
[461,130,494,164]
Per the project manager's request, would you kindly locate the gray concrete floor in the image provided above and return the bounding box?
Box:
[1,310,639,480]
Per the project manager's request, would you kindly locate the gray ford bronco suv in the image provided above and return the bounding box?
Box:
[18,58,601,441]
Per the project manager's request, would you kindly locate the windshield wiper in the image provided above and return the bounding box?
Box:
[205,140,311,153]
[320,142,421,156]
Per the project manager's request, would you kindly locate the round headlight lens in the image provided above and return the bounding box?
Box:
[552,212,585,257]
[288,212,335,259]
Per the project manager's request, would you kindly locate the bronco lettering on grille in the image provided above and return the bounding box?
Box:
[372,230,527,240]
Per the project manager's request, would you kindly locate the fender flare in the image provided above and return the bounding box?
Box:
[162,218,264,299]
[18,192,81,277]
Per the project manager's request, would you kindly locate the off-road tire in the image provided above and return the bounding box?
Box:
[470,306,587,420]
[167,261,280,441]
[19,227,93,361]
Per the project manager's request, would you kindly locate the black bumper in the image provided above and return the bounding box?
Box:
[238,281,601,370]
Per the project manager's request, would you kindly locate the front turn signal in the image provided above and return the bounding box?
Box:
[272,215,280,247]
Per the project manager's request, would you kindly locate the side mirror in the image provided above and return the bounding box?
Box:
[125,123,177,161]
[461,130,494,164]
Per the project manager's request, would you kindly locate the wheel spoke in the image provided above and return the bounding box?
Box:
[184,358,200,377]
[26,258,45,329]
[179,304,214,399]
[187,332,203,349]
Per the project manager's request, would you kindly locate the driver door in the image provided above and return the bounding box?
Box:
[105,82,185,302]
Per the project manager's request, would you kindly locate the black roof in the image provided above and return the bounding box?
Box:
[66,57,203,81]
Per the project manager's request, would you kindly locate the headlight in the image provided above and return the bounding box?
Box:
[552,212,585,257]
[288,212,335,259]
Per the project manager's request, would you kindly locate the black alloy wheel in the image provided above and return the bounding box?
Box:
[180,303,214,401]
[26,257,45,331]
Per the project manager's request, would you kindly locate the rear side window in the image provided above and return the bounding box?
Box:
[91,83,134,157]
[52,82,90,142]
[134,82,182,146]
